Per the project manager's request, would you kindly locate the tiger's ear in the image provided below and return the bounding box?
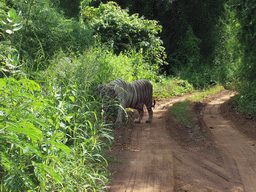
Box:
[98,82,104,89]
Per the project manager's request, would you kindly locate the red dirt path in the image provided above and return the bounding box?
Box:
[106,90,256,192]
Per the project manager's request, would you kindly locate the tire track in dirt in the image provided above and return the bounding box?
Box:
[203,93,256,191]
[171,91,246,191]
[107,96,189,192]
[108,91,256,192]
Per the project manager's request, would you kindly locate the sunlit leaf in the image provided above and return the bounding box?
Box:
[65,115,73,123]
[13,24,23,31]
[5,29,13,34]
[69,96,75,102]
[0,79,6,88]
[33,162,63,182]
[6,18,12,23]
[6,121,43,141]
[23,146,30,154]
[44,141,72,155]
[16,93,37,101]
[22,143,43,157]
[8,8,17,19]
[48,118,54,125]
[19,79,41,92]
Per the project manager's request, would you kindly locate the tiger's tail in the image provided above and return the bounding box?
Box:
[152,100,156,108]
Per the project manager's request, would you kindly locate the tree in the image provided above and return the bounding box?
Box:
[81,1,166,68]
[97,0,225,77]
[232,0,256,82]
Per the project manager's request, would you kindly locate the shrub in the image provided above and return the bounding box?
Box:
[81,1,166,69]
[232,80,256,115]
[153,77,194,99]
[0,76,112,191]
[5,0,93,71]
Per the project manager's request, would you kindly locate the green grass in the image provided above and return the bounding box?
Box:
[0,2,227,191]
[169,85,224,125]
[231,80,256,115]
[2,45,196,191]
[170,100,195,126]
[189,85,224,102]
[153,77,194,99]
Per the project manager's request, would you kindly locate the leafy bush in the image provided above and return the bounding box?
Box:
[232,0,256,82]
[0,49,114,191]
[0,7,24,78]
[0,75,112,191]
[81,1,166,68]
[232,80,256,115]
[169,25,201,72]
[168,25,217,88]
[169,100,195,126]
[153,76,194,99]
[4,0,93,71]
[213,3,243,84]
[44,45,161,86]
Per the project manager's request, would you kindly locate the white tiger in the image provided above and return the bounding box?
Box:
[98,79,155,124]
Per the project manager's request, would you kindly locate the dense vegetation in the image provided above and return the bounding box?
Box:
[93,0,256,113]
[0,0,255,191]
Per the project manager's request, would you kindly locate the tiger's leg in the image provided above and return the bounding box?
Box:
[146,107,153,123]
[116,103,125,125]
[134,109,143,123]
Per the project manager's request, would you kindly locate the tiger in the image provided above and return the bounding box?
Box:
[98,79,155,124]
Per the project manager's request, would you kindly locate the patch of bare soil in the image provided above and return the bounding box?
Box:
[106,90,256,192]
[219,97,256,142]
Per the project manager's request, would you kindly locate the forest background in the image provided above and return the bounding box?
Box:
[0,0,255,191]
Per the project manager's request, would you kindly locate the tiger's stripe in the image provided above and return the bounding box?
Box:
[98,79,155,124]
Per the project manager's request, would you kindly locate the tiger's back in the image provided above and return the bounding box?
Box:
[129,79,153,110]
[98,79,154,124]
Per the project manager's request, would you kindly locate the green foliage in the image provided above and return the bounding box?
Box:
[1,8,23,35]
[4,0,93,71]
[212,0,256,115]
[168,24,215,88]
[214,3,243,84]
[108,49,160,82]
[169,85,224,126]
[0,75,112,191]
[153,76,194,99]
[169,25,201,69]
[81,1,166,68]
[43,46,160,90]
[0,47,115,191]
[108,0,225,76]
[170,100,194,126]
[232,80,256,115]
[0,8,23,78]
[232,0,256,82]
[189,85,224,102]
[53,0,82,19]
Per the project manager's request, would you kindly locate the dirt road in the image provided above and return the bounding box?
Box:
[107,90,256,192]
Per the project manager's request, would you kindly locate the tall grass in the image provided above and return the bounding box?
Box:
[169,85,224,125]
[232,80,256,115]
[0,2,196,191]
[0,76,112,191]
[153,76,194,99]
[0,47,120,191]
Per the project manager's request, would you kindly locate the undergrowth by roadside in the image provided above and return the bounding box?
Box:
[169,85,224,126]
[0,1,235,191]
[0,45,194,191]
[168,86,224,144]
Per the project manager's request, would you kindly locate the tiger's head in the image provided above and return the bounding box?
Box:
[98,83,119,122]
[97,83,116,99]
